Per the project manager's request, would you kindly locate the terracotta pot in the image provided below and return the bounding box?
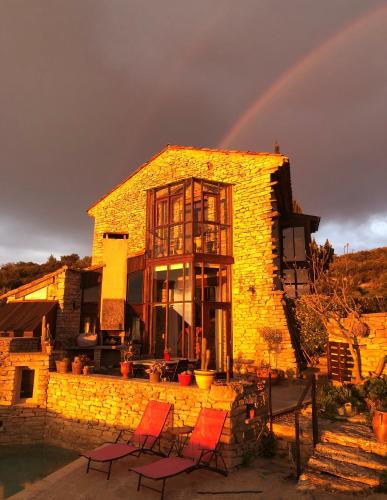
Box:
[120,361,133,379]
[194,370,215,390]
[372,409,387,444]
[178,373,193,386]
[72,361,83,375]
[256,368,280,383]
[149,372,161,383]
[55,359,70,374]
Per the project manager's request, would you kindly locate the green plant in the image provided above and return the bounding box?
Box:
[361,376,387,411]
[145,362,164,375]
[257,429,277,457]
[294,299,328,356]
[317,383,366,418]
[260,327,282,368]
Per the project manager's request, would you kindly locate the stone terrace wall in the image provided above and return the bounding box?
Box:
[328,313,387,378]
[44,373,265,467]
[88,147,297,371]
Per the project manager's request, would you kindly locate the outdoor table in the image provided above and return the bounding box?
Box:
[166,425,193,456]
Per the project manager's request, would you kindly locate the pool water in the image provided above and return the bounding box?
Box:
[0,443,78,499]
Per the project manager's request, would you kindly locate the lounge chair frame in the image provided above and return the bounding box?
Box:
[81,400,171,479]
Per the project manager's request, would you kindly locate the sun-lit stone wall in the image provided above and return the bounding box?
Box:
[328,313,387,378]
[88,147,297,371]
[4,268,82,347]
[0,343,50,444]
[44,373,265,467]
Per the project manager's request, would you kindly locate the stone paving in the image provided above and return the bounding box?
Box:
[8,452,385,500]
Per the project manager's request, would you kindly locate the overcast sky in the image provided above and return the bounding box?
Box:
[1,0,386,264]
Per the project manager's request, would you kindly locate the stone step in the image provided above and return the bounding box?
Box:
[308,454,381,487]
[297,468,372,494]
[315,442,386,472]
[321,422,387,457]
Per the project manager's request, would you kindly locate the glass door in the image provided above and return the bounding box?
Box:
[203,304,231,371]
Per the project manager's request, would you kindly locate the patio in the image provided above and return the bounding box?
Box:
[7,449,358,500]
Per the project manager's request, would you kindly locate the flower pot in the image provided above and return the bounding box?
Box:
[149,372,161,384]
[194,370,215,390]
[372,409,387,444]
[55,359,70,374]
[178,373,193,386]
[120,361,133,379]
[256,368,280,384]
[72,360,83,375]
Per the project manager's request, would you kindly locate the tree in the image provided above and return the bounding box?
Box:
[298,243,365,384]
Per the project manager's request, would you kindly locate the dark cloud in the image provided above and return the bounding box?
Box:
[0,0,386,263]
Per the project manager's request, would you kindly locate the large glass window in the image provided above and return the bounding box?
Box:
[151,263,192,357]
[148,178,232,258]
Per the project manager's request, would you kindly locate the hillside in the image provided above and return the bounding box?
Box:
[331,246,387,298]
[0,254,91,296]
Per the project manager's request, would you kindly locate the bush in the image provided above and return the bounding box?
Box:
[361,376,387,411]
[257,429,277,457]
[317,383,366,419]
[294,299,328,357]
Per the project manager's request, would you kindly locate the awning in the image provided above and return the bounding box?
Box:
[0,301,57,334]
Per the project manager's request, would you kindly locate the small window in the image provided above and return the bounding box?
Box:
[19,368,35,400]
[103,233,128,239]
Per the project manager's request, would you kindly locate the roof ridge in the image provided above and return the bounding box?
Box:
[0,266,68,300]
[87,144,287,213]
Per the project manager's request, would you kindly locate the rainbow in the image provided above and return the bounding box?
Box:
[219,4,387,148]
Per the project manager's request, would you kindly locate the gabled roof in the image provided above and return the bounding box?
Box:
[0,301,57,333]
[87,144,287,213]
[0,266,69,301]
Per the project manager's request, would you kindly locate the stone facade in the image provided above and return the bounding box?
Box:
[88,146,299,372]
[0,363,265,468]
[328,313,387,378]
[4,267,82,348]
[43,373,264,467]
[0,340,50,444]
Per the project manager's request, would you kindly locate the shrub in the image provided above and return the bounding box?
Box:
[294,299,328,357]
[317,383,366,418]
[361,376,387,411]
[257,429,277,457]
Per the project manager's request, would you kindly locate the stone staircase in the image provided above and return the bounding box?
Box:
[298,422,387,494]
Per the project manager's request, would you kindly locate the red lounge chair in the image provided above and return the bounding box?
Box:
[130,408,228,500]
[81,400,171,479]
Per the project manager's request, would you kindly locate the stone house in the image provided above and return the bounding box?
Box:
[0,145,319,374]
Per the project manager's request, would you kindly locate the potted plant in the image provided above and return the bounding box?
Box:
[120,343,134,379]
[55,356,70,374]
[146,362,164,383]
[178,370,193,386]
[72,355,83,375]
[194,338,216,390]
[257,327,283,382]
[362,376,387,443]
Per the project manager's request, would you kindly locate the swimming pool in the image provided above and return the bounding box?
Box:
[0,443,78,499]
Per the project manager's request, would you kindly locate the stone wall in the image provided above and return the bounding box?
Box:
[88,146,297,371]
[54,269,82,348]
[0,345,50,444]
[44,373,265,467]
[328,313,387,378]
[4,267,82,348]
[0,346,50,406]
